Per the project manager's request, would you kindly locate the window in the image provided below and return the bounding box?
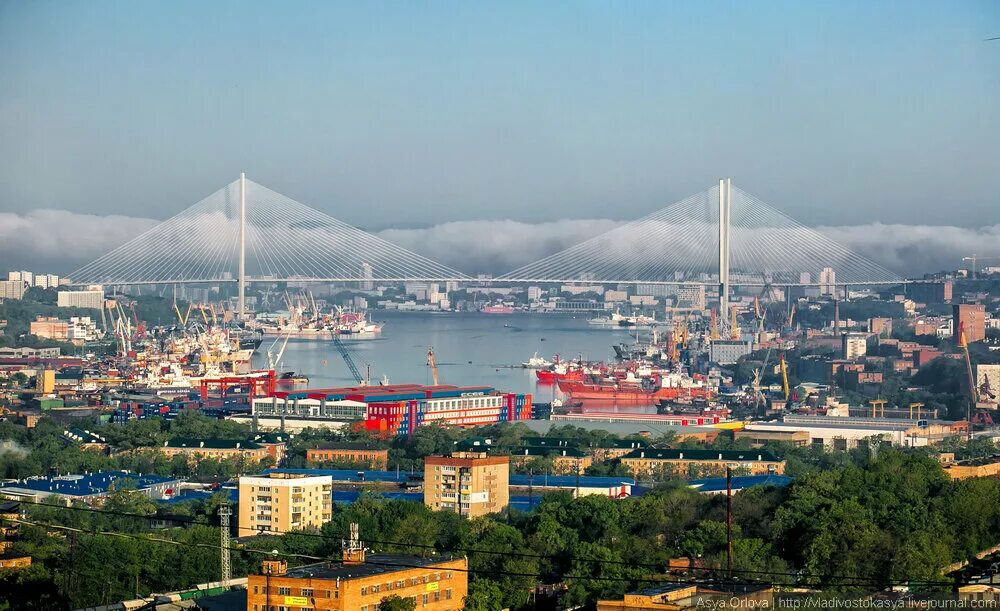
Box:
[360,586,368,596]
[372,584,380,593]
[301,588,313,597]
[422,594,429,605]
[278,587,291,596]
[445,589,452,600]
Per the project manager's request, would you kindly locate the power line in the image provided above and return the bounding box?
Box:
[12,517,953,590]
[4,497,962,588]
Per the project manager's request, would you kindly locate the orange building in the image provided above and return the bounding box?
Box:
[246,526,468,611]
[0,556,31,569]
[29,317,68,340]
[307,443,389,469]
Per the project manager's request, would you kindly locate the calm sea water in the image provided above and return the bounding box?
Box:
[251,311,643,399]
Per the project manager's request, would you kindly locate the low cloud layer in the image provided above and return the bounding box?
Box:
[0,209,995,279]
[0,209,157,273]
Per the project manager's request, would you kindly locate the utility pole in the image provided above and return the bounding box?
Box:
[726,465,733,583]
[219,504,232,587]
[238,172,247,321]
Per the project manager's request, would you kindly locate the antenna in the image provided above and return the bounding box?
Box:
[218,504,232,586]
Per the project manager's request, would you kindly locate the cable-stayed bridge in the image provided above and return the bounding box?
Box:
[71,175,905,299]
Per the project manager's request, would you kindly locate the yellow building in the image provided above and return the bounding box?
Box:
[620,449,785,479]
[424,452,509,518]
[508,446,593,475]
[732,429,810,447]
[942,456,1000,479]
[246,525,468,611]
[238,472,333,536]
[160,438,274,464]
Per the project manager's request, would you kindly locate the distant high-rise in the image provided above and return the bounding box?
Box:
[799,272,811,285]
[954,304,987,344]
[819,267,836,296]
[360,262,374,291]
[908,281,953,305]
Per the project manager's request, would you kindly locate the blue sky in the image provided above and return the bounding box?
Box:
[0,1,997,230]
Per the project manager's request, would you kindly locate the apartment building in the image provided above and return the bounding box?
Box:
[423,452,509,518]
[159,438,273,464]
[620,449,785,479]
[57,289,104,309]
[238,472,333,536]
[245,526,468,611]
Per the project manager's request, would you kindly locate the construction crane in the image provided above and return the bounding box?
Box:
[962,255,1000,280]
[427,347,439,385]
[958,322,985,435]
[332,335,366,386]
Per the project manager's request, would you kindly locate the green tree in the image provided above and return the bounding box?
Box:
[378,594,417,611]
[463,579,505,611]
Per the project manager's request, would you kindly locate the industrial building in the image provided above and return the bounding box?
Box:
[708,339,753,365]
[245,384,531,435]
[237,472,333,536]
[245,531,468,611]
[742,414,966,449]
[0,471,178,504]
[424,451,510,518]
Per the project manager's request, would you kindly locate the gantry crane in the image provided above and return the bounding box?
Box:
[332,335,366,386]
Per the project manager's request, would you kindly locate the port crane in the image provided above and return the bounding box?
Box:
[427,347,439,385]
[332,335,367,386]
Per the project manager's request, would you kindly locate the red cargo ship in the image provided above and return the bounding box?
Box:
[557,371,713,405]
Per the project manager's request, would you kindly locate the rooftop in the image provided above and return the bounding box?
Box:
[274,555,461,581]
[312,442,386,451]
[0,471,177,497]
[164,438,263,450]
[620,448,783,462]
[688,474,793,493]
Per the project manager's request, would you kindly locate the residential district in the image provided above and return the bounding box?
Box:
[3,267,1000,610]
